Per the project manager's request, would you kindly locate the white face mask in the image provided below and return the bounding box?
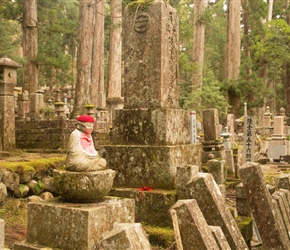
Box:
[77,122,94,134]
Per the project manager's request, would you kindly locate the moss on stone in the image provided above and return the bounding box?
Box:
[143,225,175,248]
[0,156,66,174]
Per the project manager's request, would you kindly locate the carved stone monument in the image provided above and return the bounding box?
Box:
[105,0,201,190]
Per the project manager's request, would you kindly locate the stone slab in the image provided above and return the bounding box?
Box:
[100,223,151,250]
[105,144,201,189]
[110,187,176,227]
[185,173,248,249]
[239,162,290,249]
[209,226,231,250]
[170,199,220,250]
[272,192,290,238]
[24,197,135,250]
[124,0,179,109]
[176,165,199,199]
[275,174,290,190]
[112,108,191,145]
[202,108,220,141]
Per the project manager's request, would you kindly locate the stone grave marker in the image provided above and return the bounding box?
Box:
[239,162,290,249]
[242,116,256,164]
[185,173,248,249]
[170,199,221,249]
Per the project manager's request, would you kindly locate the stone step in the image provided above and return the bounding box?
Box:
[109,187,177,227]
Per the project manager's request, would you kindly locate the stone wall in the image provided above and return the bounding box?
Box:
[15,119,110,150]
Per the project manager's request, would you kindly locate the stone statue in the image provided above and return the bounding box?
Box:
[65,115,107,172]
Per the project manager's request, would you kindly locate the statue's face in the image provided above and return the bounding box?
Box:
[77,122,94,134]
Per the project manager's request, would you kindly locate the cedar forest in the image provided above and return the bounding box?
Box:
[0,0,290,123]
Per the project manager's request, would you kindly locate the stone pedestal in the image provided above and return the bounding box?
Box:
[105,144,201,190]
[14,197,135,250]
[111,108,191,145]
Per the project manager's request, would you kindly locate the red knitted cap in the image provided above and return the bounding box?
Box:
[77,115,94,123]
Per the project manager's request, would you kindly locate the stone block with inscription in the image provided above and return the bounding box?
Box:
[124,0,179,109]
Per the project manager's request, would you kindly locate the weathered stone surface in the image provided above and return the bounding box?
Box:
[278,189,290,216]
[100,223,151,250]
[170,199,220,249]
[18,168,36,184]
[112,108,191,145]
[209,226,231,250]
[27,179,43,195]
[110,187,176,227]
[41,176,55,193]
[124,0,179,109]
[105,144,201,189]
[13,241,53,250]
[38,191,53,200]
[272,195,290,238]
[13,184,29,198]
[25,197,135,249]
[275,174,290,191]
[176,165,199,199]
[186,173,248,249]
[202,108,221,141]
[235,183,251,217]
[0,96,15,150]
[2,169,19,191]
[239,162,290,249]
[53,169,116,202]
[207,159,225,185]
[0,182,7,202]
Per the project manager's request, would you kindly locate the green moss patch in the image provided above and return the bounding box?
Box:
[144,225,175,249]
[0,156,66,174]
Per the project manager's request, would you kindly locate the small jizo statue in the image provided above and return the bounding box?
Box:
[65,115,107,172]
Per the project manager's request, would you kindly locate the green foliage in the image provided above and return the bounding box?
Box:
[182,69,230,120]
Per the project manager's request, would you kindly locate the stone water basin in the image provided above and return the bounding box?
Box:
[53,168,116,203]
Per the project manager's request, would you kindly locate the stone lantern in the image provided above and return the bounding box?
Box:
[0,57,21,150]
[221,127,232,150]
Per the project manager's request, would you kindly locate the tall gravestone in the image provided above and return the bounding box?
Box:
[105,0,201,189]
[0,57,21,151]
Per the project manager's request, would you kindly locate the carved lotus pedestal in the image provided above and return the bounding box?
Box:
[53,169,116,202]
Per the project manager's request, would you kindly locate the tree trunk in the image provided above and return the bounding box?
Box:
[192,0,206,91]
[91,0,105,109]
[71,0,95,117]
[225,0,241,116]
[107,0,122,99]
[285,0,290,114]
[22,0,38,96]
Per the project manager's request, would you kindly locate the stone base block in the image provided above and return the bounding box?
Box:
[268,145,287,160]
[202,150,225,164]
[110,187,176,227]
[105,144,201,189]
[112,108,191,145]
[21,197,135,250]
